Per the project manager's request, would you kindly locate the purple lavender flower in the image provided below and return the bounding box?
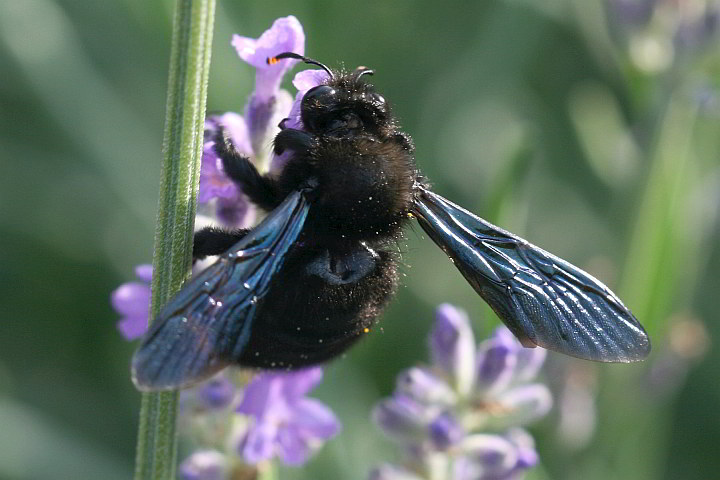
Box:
[269,69,329,173]
[372,304,550,479]
[179,450,227,480]
[372,394,439,444]
[199,113,250,204]
[233,15,305,158]
[110,264,152,340]
[234,366,341,466]
[232,16,304,105]
[198,16,313,224]
[199,115,256,228]
[196,373,236,410]
[453,429,538,480]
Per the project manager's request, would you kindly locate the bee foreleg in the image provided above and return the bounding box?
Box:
[193,227,250,260]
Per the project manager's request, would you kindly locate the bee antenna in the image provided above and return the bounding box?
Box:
[267,52,334,80]
[355,67,375,80]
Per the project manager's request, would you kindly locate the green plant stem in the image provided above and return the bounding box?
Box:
[133,0,215,479]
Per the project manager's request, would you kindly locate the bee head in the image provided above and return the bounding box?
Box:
[268,53,391,137]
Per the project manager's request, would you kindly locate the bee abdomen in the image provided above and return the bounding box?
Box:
[237,242,398,368]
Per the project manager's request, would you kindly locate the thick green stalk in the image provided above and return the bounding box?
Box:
[133,0,215,479]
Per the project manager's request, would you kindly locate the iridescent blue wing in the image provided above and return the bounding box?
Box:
[132,190,310,390]
[412,188,650,362]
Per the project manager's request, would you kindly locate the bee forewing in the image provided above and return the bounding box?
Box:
[132,190,311,390]
[412,188,650,363]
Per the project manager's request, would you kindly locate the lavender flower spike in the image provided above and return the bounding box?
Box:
[110,264,151,340]
[371,304,551,479]
[235,366,340,466]
[233,16,305,160]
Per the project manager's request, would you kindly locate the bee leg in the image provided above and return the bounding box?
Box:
[193,227,249,260]
[213,128,282,211]
[273,128,314,156]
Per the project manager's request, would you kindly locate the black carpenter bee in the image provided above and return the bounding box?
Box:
[132,53,650,391]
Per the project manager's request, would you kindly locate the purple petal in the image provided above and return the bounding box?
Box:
[290,398,341,439]
[369,464,425,480]
[179,450,227,480]
[491,384,553,428]
[515,446,539,470]
[292,69,331,91]
[111,267,153,341]
[429,412,464,450]
[505,429,538,469]
[237,373,284,419]
[490,326,547,384]
[199,112,254,203]
[430,304,476,396]
[240,419,278,464]
[244,89,294,168]
[285,69,330,130]
[197,374,236,410]
[372,395,433,442]
[134,264,153,282]
[232,16,305,101]
[269,71,328,171]
[269,71,328,173]
[282,89,306,131]
[490,325,520,349]
[205,112,252,155]
[512,344,547,384]
[280,366,324,401]
[270,150,294,174]
[111,282,151,317]
[215,192,254,228]
[198,141,239,203]
[116,314,148,340]
[474,339,516,396]
[395,367,456,406]
[454,434,518,480]
[221,112,252,154]
[277,424,312,466]
[111,281,151,340]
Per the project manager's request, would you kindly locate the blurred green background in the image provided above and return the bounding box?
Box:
[1,0,718,479]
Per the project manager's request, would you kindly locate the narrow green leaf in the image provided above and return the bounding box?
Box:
[620,96,698,338]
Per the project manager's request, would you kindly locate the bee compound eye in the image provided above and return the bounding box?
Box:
[302,85,336,109]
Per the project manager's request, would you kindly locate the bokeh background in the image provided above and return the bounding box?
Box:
[1,0,719,479]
